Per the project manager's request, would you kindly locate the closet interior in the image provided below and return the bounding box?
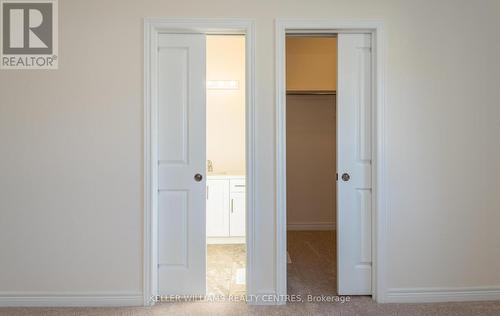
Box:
[286,35,338,295]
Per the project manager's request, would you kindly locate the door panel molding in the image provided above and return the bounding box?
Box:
[275,19,387,303]
[144,18,256,306]
[337,33,372,294]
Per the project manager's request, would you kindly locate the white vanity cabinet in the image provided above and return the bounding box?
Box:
[206,179,230,237]
[229,191,245,236]
[206,176,245,242]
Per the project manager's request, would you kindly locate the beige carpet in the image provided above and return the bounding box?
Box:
[2,231,500,315]
[2,299,500,316]
[287,231,337,296]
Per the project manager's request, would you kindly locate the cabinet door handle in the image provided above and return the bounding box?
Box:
[231,199,234,213]
[206,186,209,200]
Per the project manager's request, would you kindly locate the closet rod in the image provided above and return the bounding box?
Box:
[286,34,337,38]
[286,90,336,95]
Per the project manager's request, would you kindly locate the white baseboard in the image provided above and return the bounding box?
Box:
[0,292,143,307]
[385,286,500,303]
[287,222,335,231]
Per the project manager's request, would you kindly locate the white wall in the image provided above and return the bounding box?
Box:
[0,0,499,304]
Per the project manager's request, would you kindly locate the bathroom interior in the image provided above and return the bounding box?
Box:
[205,35,247,296]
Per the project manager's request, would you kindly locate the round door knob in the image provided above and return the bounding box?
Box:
[341,173,350,182]
[194,173,203,182]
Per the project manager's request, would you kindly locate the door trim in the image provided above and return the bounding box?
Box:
[275,19,388,303]
[144,18,256,306]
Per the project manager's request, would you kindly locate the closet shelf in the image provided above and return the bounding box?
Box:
[286,90,336,95]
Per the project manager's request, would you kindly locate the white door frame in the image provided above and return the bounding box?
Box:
[275,19,388,303]
[144,18,256,306]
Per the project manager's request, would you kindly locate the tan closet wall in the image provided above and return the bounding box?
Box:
[286,37,337,92]
[287,95,336,228]
[286,36,337,229]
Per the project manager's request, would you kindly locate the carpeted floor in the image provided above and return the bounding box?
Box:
[2,299,500,316]
[287,231,337,297]
[2,300,500,316]
[2,231,500,315]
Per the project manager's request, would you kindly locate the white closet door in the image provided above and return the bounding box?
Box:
[157,33,206,296]
[337,33,372,295]
[206,179,230,237]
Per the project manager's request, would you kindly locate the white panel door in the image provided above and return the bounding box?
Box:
[157,33,206,296]
[229,192,245,237]
[337,33,372,295]
[206,179,230,237]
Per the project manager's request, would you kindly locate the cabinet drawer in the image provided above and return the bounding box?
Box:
[230,179,246,192]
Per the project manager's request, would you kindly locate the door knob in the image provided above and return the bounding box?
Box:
[194,173,203,182]
[341,173,350,181]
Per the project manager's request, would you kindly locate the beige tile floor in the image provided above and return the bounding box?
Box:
[207,244,246,296]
